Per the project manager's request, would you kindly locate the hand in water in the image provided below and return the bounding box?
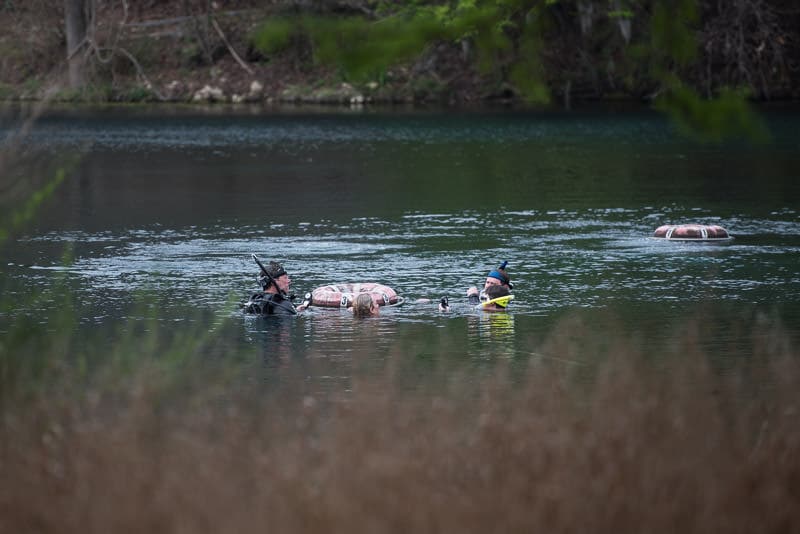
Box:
[296,292,312,312]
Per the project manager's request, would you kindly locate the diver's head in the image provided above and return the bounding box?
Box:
[352,293,379,318]
[483,260,513,290]
[482,284,511,311]
[260,260,291,294]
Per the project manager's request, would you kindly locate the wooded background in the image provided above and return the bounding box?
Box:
[1,0,797,137]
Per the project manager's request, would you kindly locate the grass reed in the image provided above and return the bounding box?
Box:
[1,310,797,534]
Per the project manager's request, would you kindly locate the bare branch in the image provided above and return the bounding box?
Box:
[111,46,167,101]
[211,16,254,75]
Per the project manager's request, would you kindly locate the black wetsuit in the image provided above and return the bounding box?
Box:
[243,292,297,315]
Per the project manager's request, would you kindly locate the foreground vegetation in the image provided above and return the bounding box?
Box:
[1,302,798,533]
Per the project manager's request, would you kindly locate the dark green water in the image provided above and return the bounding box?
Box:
[2,104,799,381]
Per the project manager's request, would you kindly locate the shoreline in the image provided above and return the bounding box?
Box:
[2,97,797,117]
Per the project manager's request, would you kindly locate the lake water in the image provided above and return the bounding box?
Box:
[2,104,799,383]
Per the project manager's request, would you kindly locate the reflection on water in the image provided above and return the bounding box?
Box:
[467,313,517,358]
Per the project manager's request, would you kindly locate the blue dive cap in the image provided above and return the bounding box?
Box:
[487,261,513,289]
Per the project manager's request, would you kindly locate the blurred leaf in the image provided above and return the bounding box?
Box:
[656,84,770,143]
[509,19,549,103]
[1,167,67,247]
[651,0,698,68]
[251,17,296,56]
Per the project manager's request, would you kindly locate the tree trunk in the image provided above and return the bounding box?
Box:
[64,0,87,89]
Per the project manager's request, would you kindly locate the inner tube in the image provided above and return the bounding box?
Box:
[310,283,403,308]
[653,224,731,241]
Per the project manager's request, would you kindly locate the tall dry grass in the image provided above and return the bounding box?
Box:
[1,318,798,534]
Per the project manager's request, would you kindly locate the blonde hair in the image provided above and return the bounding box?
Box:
[352,293,376,318]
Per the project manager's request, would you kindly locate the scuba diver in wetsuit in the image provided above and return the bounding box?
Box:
[466,260,514,305]
[242,257,308,315]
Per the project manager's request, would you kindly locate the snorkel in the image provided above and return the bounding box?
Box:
[486,260,513,288]
[476,293,514,310]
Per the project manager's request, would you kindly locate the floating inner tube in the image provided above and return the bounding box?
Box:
[310,283,403,308]
[653,224,732,241]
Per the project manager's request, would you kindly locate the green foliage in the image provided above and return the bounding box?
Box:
[306,14,447,81]
[22,77,42,95]
[179,42,206,67]
[655,83,770,143]
[251,2,550,97]
[76,83,114,103]
[52,87,89,102]
[51,83,154,104]
[1,163,75,399]
[0,83,13,99]
[410,75,448,100]
[608,10,634,19]
[508,7,549,103]
[251,17,296,56]
[0,168,66,246]
[117,86,156,103]
[0,246,77,402]
[647,0,767,143]
[650,0,698,70]
[0,278,245,408]
[461,5,513,74]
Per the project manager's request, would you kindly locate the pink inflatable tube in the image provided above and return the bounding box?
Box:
[310,283,403,308]
[653,224,732,241]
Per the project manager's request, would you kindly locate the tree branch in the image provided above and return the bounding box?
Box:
[111,46,167,101]
[211,16,253,75]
